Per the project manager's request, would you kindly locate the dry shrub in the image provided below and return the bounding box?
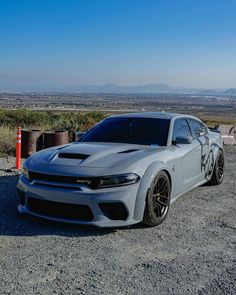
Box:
[0,125,15,156]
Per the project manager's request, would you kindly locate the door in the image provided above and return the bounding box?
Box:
[187,118,211,182]
[172,118,202,191]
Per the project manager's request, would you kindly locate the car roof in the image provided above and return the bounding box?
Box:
[108,112,198,121]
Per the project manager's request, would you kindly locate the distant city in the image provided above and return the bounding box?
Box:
[0,90,235,114]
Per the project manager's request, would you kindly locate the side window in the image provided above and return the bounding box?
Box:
[188,119,207,138]
[172,119,192,142]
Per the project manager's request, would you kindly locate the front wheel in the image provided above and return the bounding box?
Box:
[142,171,171,227]
[208,150,225,185]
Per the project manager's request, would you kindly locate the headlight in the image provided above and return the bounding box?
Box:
[21,166,29,179]
[97,173,140,188]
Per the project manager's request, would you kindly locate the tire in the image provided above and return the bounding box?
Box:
[208,150,225,185]
[142,171,171,227]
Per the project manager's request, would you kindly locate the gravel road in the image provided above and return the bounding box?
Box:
[0,147,235,295]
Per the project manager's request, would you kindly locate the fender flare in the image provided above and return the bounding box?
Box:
[211,143,223,159]
[133,161,171,221]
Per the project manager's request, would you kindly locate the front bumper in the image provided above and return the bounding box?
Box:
[17,174,142,227]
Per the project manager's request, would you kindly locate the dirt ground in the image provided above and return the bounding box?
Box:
[0,146,235,295]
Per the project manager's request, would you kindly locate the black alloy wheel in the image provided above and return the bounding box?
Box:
[205,150,214,180]
[143,171,171,227]
[217,152,224,181]
[208,150,225,185]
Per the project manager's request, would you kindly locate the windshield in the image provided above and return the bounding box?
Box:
[80,117,170,146]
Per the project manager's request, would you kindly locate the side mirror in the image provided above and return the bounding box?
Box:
[175,136,193,144]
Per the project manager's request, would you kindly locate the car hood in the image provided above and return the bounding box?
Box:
[28,142,163,170]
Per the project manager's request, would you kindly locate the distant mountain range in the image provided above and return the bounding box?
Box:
[53,83,236,96]
[1,83,236,96]
[60,83,174,94]
[197,88,236,96]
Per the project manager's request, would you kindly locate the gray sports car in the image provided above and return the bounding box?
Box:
[17,112,224,227]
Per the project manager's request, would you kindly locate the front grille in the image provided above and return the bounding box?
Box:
[28,171,100,189]
[27,198,93,221]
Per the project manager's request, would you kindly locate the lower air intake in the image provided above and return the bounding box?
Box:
[99,202,128,220]
[27,198,93,221]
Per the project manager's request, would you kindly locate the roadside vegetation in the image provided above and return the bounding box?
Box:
[193,112,236,127]
[0,109,106,156]
[0,108,235,156]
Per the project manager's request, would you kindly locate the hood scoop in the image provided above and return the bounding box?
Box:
[56,145,71,150]
[58,153,89,160]
[118,149,139,154]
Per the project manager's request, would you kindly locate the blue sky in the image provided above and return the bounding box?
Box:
[0,0,236,90]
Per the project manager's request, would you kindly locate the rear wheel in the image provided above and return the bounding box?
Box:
[208,150,224,185]
[143,171,171,227]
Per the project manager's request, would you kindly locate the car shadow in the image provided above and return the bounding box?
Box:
[0,175,120,237]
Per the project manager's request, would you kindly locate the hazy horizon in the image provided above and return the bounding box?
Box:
[1,82,236,94]
[1,0,236,90]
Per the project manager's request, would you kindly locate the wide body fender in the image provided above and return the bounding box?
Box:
[211,143,223,159]
[133,161,172,222]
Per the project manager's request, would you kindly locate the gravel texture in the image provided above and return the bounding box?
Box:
[0,147,235,295]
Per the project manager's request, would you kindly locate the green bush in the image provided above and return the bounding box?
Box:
[0,109,106,130]
[0,109,107,156]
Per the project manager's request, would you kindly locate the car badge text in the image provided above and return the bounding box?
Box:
[76,179,92,184]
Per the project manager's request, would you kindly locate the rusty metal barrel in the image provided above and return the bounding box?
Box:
[21,129,43,158]
[44,130,69,148]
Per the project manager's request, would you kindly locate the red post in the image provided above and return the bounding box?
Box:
[16,126,21,170]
